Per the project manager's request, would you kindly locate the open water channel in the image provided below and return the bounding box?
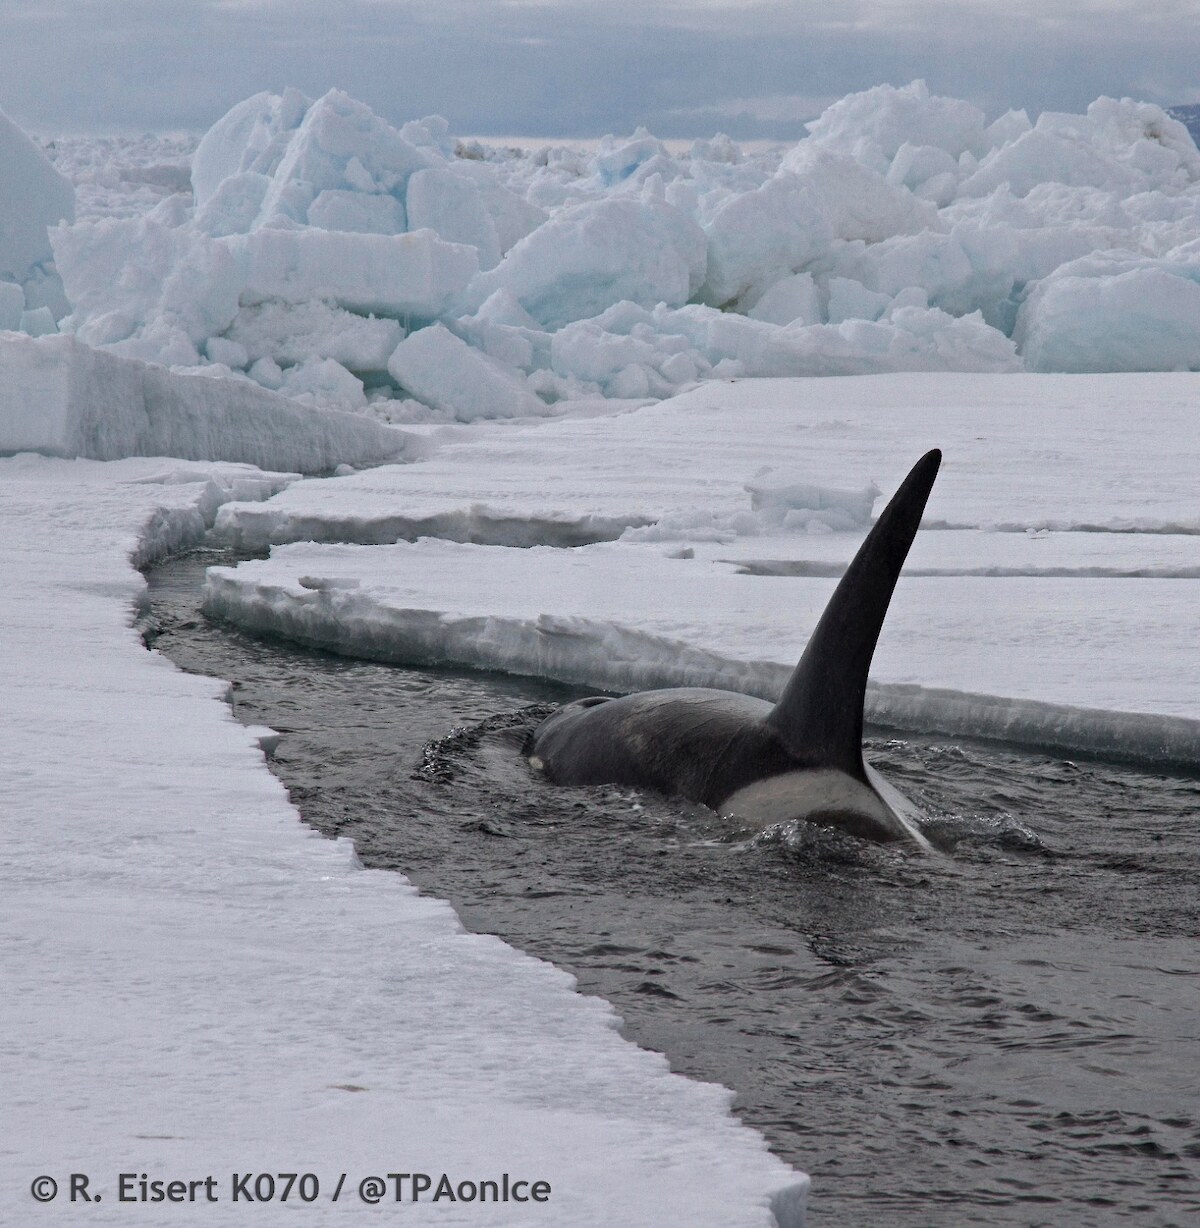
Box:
[145,550,1200,1227]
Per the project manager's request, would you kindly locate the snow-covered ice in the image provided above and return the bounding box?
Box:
[0,454,808,1225]
[213,373,1200,549]
[204,536,1200,768]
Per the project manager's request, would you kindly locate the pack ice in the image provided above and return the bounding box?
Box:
[33,80,1200,426]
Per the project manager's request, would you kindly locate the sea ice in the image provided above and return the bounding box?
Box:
[0,454,808,1226]
[466,196,708,327]
[33,79,1200,423]
[387,323,547,420]
[207,372,1200,766]
[1014,250,1200,372]
[204,537,1200,767]
[0,332,405,472]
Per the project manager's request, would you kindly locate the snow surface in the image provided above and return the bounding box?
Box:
[0,453,808,1226]
[208,374,1200,768]
[32,80,1200,426]
[214,373,1200,548]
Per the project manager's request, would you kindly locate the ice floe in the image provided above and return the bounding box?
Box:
[0,453,808,1227]
[212,373,1200,550]
[206,374,1200,768]
[204,536,1200,767]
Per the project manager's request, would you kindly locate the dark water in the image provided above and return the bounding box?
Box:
[145,551,1200,1227]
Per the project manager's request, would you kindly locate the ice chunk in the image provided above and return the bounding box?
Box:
[193,88,433,223]
[961,98,1200,199]
[191,89,300,206]
[779,145,939,243]
[468,197,707,328]
[652,301,1018,377]
[400,113,455,156]
[387,322,547,419]
[690,133,742,164]
[1015,254,1200,372]
[850,230,980,316]
[225,299,403,374]
[985,109,1033,147]
[307,188,406,235]
[0,332,405,471]
[193,172,272,237]
[278,356,367,413]
[53,213,242,349]
[406,166,502,269]
[803,80,989,174]
[701,176,831,307]
[885,142,962,206]
[455,161,548,255]
[745,477,881,530]
[593,129,672,184]
[1087,97,1200,178]
[961,128,1134,199]
[19,307,57,337]
[827,277,891,324]
[549,319,689,397]
[205,335,249,369]
[248,355,284,389]
[224,226,478,317]
[747,272,822,326]
[0,105,76,287]
[470,287,543,330]
[0,280,23,330]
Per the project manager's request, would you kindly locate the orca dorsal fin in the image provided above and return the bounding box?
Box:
[764,449,941,776]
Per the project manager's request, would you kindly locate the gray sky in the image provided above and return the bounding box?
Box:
[3,0,1199,139]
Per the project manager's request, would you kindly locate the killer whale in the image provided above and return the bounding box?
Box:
[527,449,942,849]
